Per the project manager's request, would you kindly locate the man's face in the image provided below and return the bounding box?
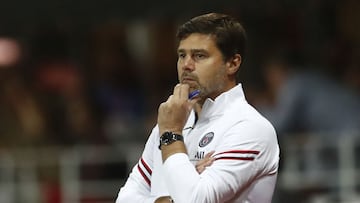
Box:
[177,33,228,100]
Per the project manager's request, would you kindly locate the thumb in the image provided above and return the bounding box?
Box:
[187,97,200,111]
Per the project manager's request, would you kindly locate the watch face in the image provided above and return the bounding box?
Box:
[159,132,183,148]
[161,132,172,145]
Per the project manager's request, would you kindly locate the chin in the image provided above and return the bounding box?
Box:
[190,87,202,94]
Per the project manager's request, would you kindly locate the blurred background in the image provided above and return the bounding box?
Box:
[0,0,359,202]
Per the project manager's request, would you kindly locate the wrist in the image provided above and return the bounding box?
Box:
[159,131,184,150]
[161,141,187,162]
[154,196,174,203]
[159,129,182,136]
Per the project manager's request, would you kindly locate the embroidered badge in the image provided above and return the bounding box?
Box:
[199,132,214,147]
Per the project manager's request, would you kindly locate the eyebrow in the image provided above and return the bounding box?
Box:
[177,48,207,53]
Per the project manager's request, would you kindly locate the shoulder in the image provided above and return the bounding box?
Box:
[223,102,278,148]
[231,100,276,131]
[224,108,280,170]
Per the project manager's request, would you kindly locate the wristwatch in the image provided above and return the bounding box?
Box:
[158,131,184,150]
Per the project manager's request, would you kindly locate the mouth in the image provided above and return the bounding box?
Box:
[182,77,195,83]
[181,75,197,83]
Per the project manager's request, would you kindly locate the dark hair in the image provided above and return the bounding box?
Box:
[176,13,247,62]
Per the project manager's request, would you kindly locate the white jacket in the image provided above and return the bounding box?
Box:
[116,84,280,203]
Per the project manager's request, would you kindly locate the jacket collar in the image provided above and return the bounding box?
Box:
[198,84,246,122]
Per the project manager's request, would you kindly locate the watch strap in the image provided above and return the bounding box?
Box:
[159,131,184,150]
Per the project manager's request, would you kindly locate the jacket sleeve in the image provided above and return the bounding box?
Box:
[115,126,160,203]
[162,120,279,203]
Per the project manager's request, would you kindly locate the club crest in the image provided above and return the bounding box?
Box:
[199,132,214,147]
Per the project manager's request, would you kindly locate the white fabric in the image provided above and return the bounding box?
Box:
[116,84,280,203]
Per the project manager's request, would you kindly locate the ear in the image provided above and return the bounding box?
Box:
[226,54,242,75]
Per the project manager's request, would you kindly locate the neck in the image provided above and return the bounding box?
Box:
[194,81,237,114]
[194,103,202,115]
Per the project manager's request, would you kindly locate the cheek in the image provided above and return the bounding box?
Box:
[177,63,182,77]
[206,65,227,86]
[196,68,215,88]
[201,63,222,79]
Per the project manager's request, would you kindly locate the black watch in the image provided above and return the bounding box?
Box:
[159,131,184,150]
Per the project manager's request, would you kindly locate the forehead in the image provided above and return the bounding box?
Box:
[177,33,218,52]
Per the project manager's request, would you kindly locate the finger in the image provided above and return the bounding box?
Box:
[196,165,205,174]
[196,160,214,174]
[196,160,213,174]
[173,84,181,99]
[195,153,215,170]
[203,158,214,167]
[204,151,215,158]
[196,164,207,173]
[180,84,190,100]
[186,96,200,112]
[165,95,174,103]
[196,159,207,167]
[195,152,215,167]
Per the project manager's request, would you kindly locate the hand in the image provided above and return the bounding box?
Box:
[158,84,198,135]
[155,196,173,203]
[196,151,215,174]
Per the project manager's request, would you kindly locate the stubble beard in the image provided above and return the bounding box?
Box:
[202,65,227,100]
[180,65,227,101]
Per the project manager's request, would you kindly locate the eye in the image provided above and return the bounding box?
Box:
[178,52,186,59]
[193,53,206,60]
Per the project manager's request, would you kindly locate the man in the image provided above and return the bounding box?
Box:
[116,13,280,203]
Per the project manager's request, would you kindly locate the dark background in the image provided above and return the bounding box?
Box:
[0,0,359,202]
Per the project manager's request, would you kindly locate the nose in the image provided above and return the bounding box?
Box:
[182,55,195,71]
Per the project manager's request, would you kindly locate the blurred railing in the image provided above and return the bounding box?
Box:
[0,133,360,203]
[278,132,360,203]
[0,143,143,203]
